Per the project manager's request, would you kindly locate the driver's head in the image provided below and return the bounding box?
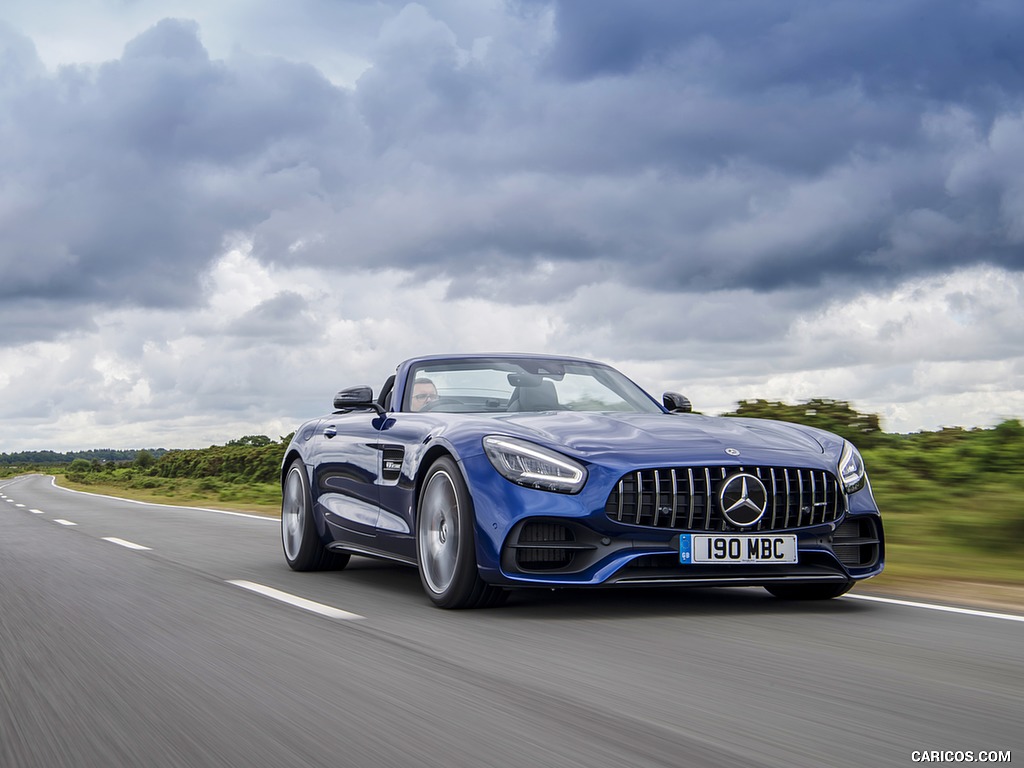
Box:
[410,378,438,411]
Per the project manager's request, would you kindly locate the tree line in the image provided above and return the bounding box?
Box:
[725,398,1023,481]
[1,447,167,466]
[5,402,1023,492]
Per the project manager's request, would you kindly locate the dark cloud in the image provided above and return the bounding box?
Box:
[227,290,316,341]
[0,18,358,340]
[546,1,1024,105]
[0,23,44,85]
[4,3,1024,346]
[0,298,98,344]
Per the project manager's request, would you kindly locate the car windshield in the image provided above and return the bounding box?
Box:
[404,358,663,414]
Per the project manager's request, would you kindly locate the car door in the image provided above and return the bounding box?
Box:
[370,413,437,562]
[308,410,383,542]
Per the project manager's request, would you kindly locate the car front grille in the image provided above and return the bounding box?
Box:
[605,466,844,532]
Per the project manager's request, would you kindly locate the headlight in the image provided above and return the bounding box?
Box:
[483,436,587,494]
[839,441,867,493]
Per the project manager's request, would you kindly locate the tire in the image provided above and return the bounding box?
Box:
[281,459,350,572]
[765,581,854,600]
[416,456,505,609]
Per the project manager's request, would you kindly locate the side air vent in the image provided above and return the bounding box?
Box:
[831,517,881,567]
[502,520,602,574]
[515,522,576,571]
[380,448,404,483]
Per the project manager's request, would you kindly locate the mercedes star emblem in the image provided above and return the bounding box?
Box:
[718,473,769,527]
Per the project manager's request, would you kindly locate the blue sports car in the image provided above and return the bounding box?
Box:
[281,354,884,608]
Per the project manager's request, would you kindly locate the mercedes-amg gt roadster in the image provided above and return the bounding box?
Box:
[281,354,884,608]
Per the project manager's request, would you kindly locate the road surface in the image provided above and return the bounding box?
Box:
[1,474,1019,768]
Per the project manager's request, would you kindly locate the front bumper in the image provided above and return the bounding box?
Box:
[461,453,884,588]
[490,515,883,587]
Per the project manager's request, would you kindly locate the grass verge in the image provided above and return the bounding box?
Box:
[56,474,281,516]
[48,473,1024,611]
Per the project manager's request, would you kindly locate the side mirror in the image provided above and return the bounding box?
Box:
[663,392,692,413]
[334,386,384,413]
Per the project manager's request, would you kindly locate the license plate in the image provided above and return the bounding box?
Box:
[680,534,798,564]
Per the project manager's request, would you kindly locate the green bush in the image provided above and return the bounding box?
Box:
[68,458,93,474]
[155,437,284,483]
[726,398,885,447]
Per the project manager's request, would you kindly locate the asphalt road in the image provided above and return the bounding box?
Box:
[1,474,1020,768]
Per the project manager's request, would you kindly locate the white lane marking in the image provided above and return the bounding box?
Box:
[4,499,15,503]
[53,519,77,526]
[103,537,152,551]
[846,593,1024,624]
[228,580,364,621]
[30,509,44,514]
[15,504,25,508]
[47,477,274,521]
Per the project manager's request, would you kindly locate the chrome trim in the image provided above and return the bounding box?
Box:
[704,468,713,529]
[653,470,662,526]
[686,468,695,529]
[604,465,843,533]
[784,470,792,527]
[670,469,679,528]
[797,471,805,527]
[613,575,851,585]
[327,542,417,566]
[634,470,643,523]
[811,471,819,525]
[617,478,624,522]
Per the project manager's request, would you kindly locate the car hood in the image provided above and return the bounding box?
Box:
[483,411,828,463]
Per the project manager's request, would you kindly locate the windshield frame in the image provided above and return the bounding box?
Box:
[398,355,664,414]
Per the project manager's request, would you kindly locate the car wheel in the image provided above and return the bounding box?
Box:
[282,459,350,571]
[416,456,505,609]
[765,582,854,600]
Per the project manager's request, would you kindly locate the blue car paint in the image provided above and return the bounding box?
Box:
[282,354,884,590]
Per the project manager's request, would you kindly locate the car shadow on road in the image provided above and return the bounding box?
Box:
[332,556,875,620]
[498,585,875,621]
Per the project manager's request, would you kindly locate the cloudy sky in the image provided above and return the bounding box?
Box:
[1,0,1022,452]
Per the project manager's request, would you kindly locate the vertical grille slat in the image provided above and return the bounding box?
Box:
[704,468,714,529]
[669,469,679,528]
[784,470,793,528]
[653,471,662,526]
[630,473,638,528]
[794,475,802,528]
[605,466,842,532]
[810,471,819,525]
[686,468,696,529]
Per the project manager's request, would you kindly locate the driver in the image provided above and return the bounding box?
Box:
[410,378,439,411]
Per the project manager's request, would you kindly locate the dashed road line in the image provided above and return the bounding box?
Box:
[228,580,364,621]
[29,509,44,514]
[53,519,77,526]
[103,537,152,551]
